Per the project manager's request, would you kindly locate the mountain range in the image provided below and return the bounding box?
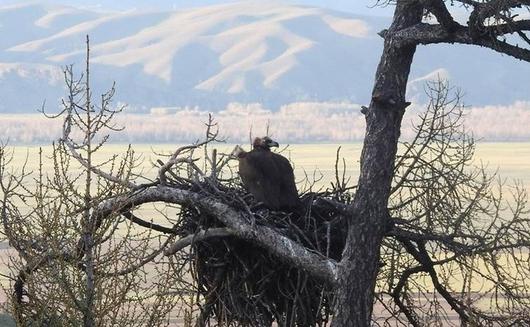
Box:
[1,1,529,114]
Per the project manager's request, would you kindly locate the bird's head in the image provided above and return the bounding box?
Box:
[253,136,279,151]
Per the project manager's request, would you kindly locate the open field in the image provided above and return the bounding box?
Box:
[4,141,529,188]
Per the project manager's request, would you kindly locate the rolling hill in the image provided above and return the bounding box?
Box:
[0,1,529,114]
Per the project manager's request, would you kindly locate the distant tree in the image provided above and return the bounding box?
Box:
[1,1,530,326]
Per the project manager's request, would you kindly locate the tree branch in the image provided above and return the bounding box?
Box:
[488,19,530,36]
[95,186,338,284]
[164,228,235,255]
[421,0,460,32]
[397,238,471,323]
[122,211,176,234]
[390,265,426,327]
[469,0,530,35]
[392,23,530,62]
[388,226,469,253]
[101,236,174,277]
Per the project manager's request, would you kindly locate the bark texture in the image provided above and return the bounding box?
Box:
[330,2,423,326]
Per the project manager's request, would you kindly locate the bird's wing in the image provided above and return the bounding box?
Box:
[272,153,299,207]
[241,150,282,209]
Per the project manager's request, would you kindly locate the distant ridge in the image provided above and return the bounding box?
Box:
[0,1,529,113]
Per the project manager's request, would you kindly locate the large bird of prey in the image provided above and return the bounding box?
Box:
[235,136,300,211]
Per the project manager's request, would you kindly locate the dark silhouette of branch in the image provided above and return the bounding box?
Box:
[122,211,175,234]
[397,237,471,323]
[391,23,530,61]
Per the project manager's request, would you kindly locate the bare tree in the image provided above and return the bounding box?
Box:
[1,1,530,326]
[0,37,186,326]
[331,1,530,325]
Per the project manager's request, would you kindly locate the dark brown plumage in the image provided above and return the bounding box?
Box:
[236,136,300,211]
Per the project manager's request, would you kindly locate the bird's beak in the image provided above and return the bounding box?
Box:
[270,141,279,148]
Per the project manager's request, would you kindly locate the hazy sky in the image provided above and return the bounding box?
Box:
[0,0,395,16]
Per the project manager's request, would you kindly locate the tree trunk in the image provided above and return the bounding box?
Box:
[331,2,423,326]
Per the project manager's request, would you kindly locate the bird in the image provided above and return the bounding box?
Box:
[234,136,300,211]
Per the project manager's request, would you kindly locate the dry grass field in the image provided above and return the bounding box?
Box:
[5,141,529,189]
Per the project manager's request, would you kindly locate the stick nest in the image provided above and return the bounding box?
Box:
[174,180,348,327]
